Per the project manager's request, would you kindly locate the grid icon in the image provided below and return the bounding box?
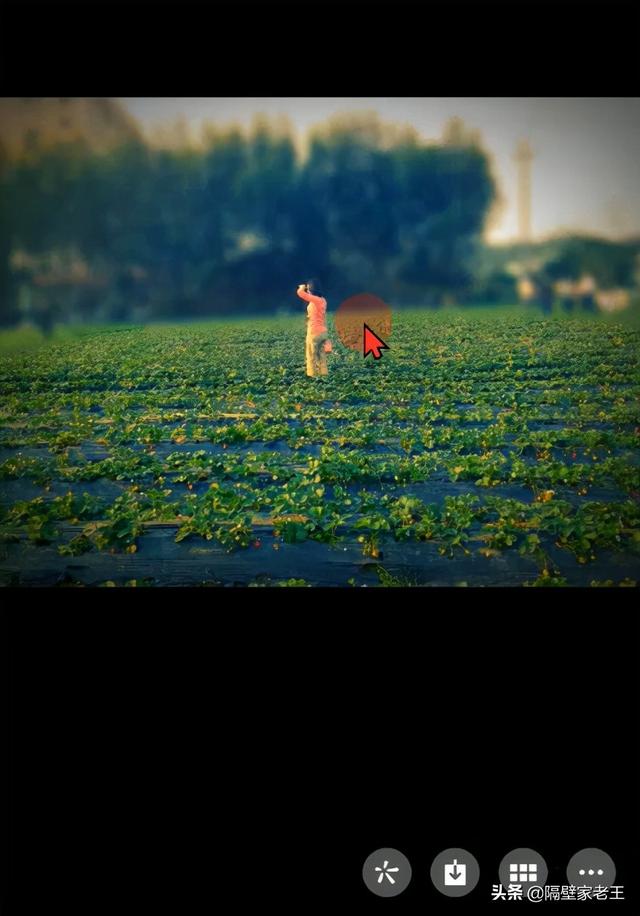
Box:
[509,863,538,883]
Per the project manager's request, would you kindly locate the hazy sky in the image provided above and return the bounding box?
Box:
[123,97,640,244]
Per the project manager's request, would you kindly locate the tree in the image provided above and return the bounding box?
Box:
[393,143,496,303]
[0,140,17,325]
[302,113,402,294]
[545,236,636,289]
[0,109,500,322]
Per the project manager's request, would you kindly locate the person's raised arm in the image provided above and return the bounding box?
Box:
[297,284,325,305]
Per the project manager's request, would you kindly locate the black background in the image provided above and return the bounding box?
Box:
[2,0,640,910]
[6,592,640,912]
[2,1,640,98]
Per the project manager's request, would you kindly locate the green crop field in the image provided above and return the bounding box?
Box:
[1,309,639,587]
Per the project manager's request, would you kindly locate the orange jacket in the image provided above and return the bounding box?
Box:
[297,287,327,336]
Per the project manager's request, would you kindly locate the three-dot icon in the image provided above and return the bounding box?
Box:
[567,849,616,888]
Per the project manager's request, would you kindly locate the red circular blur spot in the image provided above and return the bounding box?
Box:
[334,292,392,353]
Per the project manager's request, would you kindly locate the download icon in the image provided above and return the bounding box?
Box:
[444,858,467,886]
[431,848,480,896]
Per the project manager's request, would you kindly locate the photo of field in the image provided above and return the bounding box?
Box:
[1,98,639,587]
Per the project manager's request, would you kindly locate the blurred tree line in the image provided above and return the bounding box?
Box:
[476,235,640,309]
[0,113,497,328]
[1,110,637,330]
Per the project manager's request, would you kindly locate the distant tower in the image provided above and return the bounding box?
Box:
[514,139,533,242]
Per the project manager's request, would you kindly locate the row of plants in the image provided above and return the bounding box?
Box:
[2,444,639,495]
[3,479,639,576]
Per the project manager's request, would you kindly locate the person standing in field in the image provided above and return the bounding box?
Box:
[297,279,331,377]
